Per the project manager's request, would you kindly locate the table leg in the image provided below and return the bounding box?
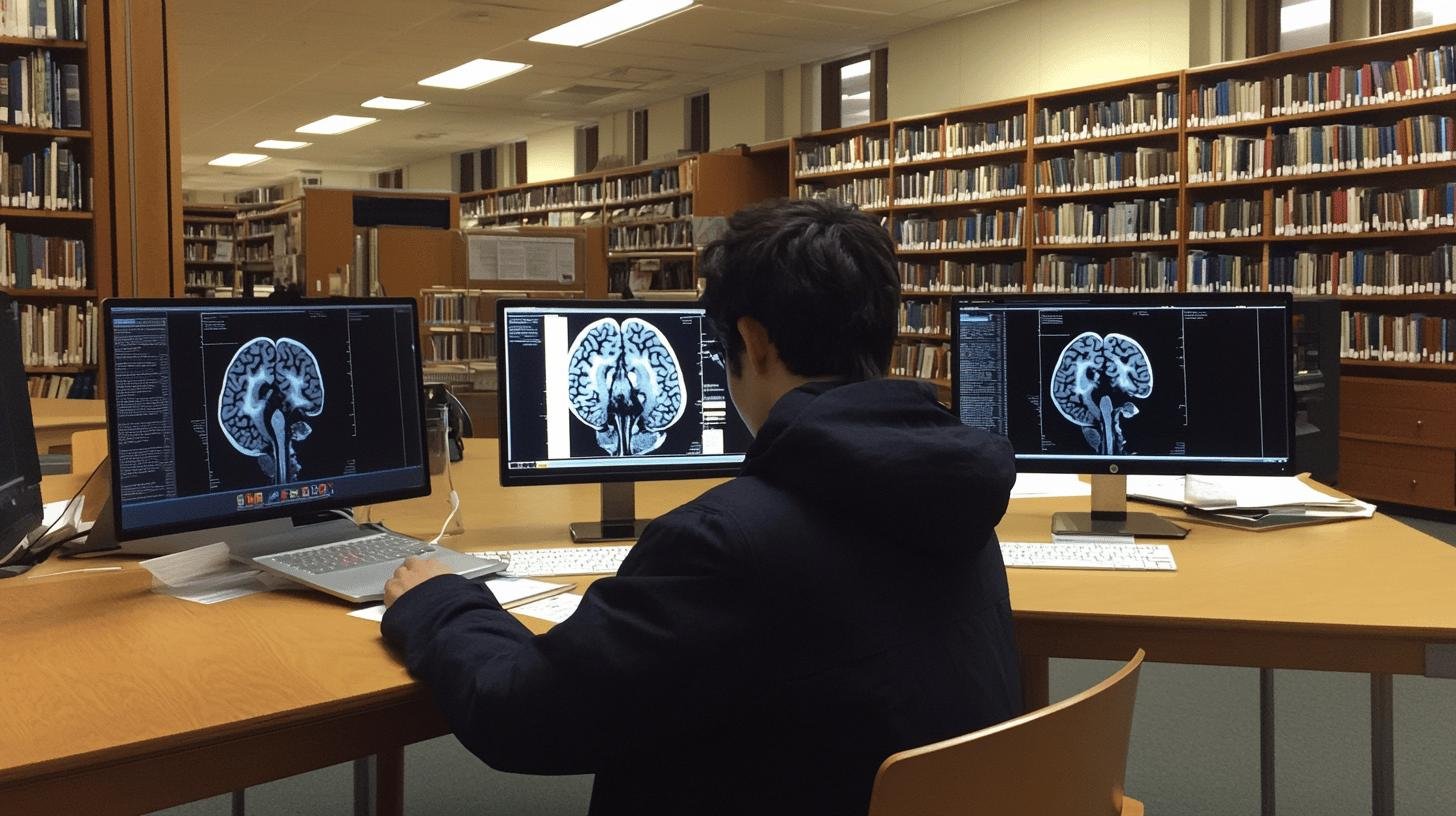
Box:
[231,790,245,816]
[1260,668,1275,816]
[1371,673,1394,816]
[1021,653,1050,712]
[353,749,406,816]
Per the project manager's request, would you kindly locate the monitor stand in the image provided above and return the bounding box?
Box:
[1051,474,1189,539]
[569,482,651,543]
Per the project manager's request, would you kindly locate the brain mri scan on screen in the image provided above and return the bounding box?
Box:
[566,317,686,456]
[219,337,326,484]
[1051,331,1153,456]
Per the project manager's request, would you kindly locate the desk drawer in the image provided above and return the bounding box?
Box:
[1340,377,1456,447]
[1339,438,1455,509]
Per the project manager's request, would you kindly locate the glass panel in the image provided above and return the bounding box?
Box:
[839,58,872,127]
[1279,0,1331,52]
[1414,0,1456,27]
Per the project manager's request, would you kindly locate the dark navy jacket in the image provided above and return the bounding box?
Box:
[382,378,1021,815]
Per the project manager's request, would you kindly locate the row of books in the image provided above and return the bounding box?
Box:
[184,270,230,289]
[423,290,491,325]
[0,0,85,41]
[607,222,692,252]
[1032,252,1178,293]
[182,242,231,262]
[1033,197,1177,244]
[895,209,1024,250]
[1341,311,1456,363]
[796,134,891,175]
[603,166,687,203]
[1034,88,1179,144]
[28,370,95,399]
[183,224,236,239]
[898,300,949,335]
[427,332,495,364]
[1189,197,1263,238]
[894,164,1025,203]
[797,177,889,209]
[606,199,690,225]
[1186,251,1261,292]
[890,340,949,381]
[1273,183,1456,235]
[0,137,85,209]
[1187,134,1268,182]
[1272,245,1456,295]
[1033,147,1178,194]
[897,260,1024,293]
[0,50,82,129]
[0,225,84,288]
[1187,43,1456,126]
[16,300,95,366]
[1272,114,1456,175]
[497,181,603,215]
[893,115,1030,162]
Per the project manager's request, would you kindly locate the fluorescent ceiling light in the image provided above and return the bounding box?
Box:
[254,139,311,150]
[295,115,379,135]
[208,153,269,168]
[1279,0,1328,32]
[418,59,530,90]
[840,60,871,80]
[529,0,695,47]
[361,96,429,111]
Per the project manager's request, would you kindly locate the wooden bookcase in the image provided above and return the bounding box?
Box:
[181,203,239,297]
[236,198,302,297]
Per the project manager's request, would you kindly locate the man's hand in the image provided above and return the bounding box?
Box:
[383,556,455,607]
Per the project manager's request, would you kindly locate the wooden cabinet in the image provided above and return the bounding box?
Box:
[1339,377,1456,510]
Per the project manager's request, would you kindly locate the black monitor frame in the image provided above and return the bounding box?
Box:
[101,297,432,542]
[496,298,747,489]
[950,292,1296,477]
[0,292,42,557]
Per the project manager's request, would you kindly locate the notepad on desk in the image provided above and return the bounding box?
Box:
[1126,475,1375,530]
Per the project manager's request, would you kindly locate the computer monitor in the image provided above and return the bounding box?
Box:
[0,293,42,562]
[497,299,752,541]
[98,298,430,551]
[951,293,1294,537]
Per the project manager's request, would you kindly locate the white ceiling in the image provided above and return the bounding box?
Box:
[175,0,1012,191]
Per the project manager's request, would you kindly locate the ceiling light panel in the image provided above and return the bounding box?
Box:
[255,139,311,150]
[530,0,696,48]
[296,115,379,135]
[208,153,269,167]
[418,59,530,90]
[361,96,429,110]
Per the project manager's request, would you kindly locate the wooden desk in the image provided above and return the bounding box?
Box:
[29,397,105,454]
[6,443,1456,815]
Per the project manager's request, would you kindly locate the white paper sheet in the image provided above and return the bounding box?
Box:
[1011,473,1093,498]
[512,593,583,624]
[139,542,274,605]
[1127,474,1359,510]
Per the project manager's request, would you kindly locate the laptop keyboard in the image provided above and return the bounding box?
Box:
[259,532,434,575]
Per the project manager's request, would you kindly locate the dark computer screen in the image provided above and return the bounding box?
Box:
[498,300,752,486]
[103,299,429,540]
[951,294,1293,475]
[0,293,42,555]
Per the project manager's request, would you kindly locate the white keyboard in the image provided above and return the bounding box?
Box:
[475,545,632,577]
[1000,537,1177,571]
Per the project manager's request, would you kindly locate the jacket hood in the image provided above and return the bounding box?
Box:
[741,379,1015,551]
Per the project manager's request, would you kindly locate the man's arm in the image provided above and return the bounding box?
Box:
[380,504,756,775]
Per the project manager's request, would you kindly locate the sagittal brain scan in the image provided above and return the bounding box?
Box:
[566,317,686,456]
[218,337,325,484]
[1051,331,1153,455]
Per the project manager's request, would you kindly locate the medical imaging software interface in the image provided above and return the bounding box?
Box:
[954,301,1291,466]
[501,305,752,474]
[108,302,425,535]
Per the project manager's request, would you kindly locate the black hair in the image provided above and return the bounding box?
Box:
[698,198,899,380]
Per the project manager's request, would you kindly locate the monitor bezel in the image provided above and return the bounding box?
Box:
[496,297,747,488]
[949,291,1297,476]
[101,296,433,541]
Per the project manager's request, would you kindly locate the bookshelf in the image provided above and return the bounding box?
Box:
[0,1,110,399]
[182,203,239,297]
[237,198,302,297]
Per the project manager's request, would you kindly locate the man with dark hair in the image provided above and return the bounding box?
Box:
[381,198,1021,816]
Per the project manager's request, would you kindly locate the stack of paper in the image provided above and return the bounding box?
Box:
[1126,474,1375,527]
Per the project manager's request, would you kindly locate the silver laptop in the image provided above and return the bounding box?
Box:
[249,529,504,603]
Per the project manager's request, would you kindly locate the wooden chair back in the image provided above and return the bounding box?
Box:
[867,650,1145,816]
[70,429,108,476]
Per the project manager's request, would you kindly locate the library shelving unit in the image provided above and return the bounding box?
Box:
[3,1,110,399]
[181,203,239,297]
[236,197,302,297]
[1183,22,1456,510]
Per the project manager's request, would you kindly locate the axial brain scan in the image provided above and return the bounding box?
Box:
[218,337,325,484]
[1051,331,1153,454]
[566,317,686,456]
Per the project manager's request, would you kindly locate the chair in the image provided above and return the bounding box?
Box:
[867,650,1146,816]
[70,428,108,476]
